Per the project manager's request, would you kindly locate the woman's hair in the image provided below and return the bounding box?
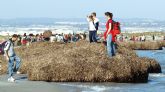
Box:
[105,12,113,19]
[24,33,26,36]
[12,34,18,38]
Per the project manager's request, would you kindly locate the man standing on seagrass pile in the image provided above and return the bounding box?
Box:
[91,12,99,39]
[4,34,21,82]
[87,15,97,43]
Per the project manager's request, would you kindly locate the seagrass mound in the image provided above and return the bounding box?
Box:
[0,41,162,83]
[121,41,165,50]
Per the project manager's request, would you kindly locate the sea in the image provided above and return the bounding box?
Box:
[0,18,165,36]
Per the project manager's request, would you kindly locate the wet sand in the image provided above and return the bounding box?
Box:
[0,74,113,92]
[0,74,78,92]
[1,74,165,92]
[0,74,107,92]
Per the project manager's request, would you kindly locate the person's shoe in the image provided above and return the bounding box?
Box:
[8,77,15,82]
[16,71,21,74]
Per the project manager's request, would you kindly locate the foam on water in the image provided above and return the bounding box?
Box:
[151,51,165,56]
[57,83,124,92]
[90,86,107,92]
[0,25,84,36]
[149,73,165,77]
[162,47,165,50]
[58,83,106,92]
[55,22,87,25]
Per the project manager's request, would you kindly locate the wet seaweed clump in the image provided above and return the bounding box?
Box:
[0,41,162,83]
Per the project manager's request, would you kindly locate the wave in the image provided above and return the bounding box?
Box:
[57,83,122,92]
[0,26,85,36]
[149,73,165,77]
[55,22,87,25]
[162,47,165,50]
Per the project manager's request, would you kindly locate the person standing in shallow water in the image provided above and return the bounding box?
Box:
[4,34,21,82]
[104,12,116,57]
[87,15,97,43]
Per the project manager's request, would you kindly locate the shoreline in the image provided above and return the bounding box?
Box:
[0,73,165,92]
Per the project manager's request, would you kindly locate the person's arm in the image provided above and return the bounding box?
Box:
[106,23,112,36]
[86,16,90,22]
[4,41,10,61]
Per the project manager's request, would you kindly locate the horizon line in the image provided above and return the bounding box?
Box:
[0,17,164,21]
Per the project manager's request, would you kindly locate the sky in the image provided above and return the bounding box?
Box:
[0,0,165,20]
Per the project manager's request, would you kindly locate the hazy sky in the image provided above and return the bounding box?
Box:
[0,0,164,19]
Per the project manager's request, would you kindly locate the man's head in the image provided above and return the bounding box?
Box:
[91,12,96,17]
[11,34,18,42]
[88,15,94,21]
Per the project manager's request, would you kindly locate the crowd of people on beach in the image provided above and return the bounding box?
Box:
[117,35,147,42]
[50,33,86,43]
[2,32,87,46]
[116,34,165,42]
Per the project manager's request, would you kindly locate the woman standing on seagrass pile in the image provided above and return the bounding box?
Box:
[104,12,116,57]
